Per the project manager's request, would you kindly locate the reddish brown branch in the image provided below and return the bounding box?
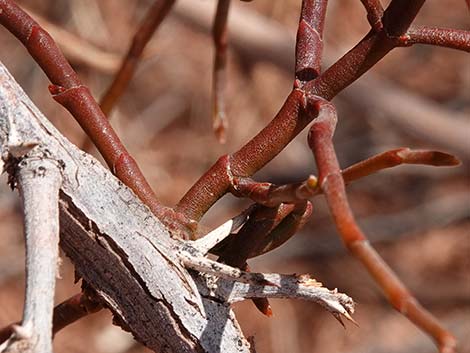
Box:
[176,0,427,223]
[304,0,425,98]
[306,97,456,353]
[175,89,307,220]
[402,26,470,52]
[100,0,176,117]
[81,0,176,151]
[230,148,459,202]
[295,0,328,82]
[0,291,102,345]
[0,0,196,237]
[52,291,103,334]
[359,0,384,31]
[231,175,318,207]
[341,148,460,183]
[212,0,231,143]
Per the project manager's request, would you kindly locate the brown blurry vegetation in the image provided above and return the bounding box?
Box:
[0,0,469,352]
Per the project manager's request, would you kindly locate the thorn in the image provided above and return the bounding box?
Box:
[342,311,359,327]
[253,298,273,317]
[8,142,38,158]
[333,313,346,329]
[265,305,274,317]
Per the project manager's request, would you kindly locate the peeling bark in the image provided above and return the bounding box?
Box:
[0,61,353,353]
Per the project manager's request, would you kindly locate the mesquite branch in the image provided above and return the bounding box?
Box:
[402,26,470,52]
[0,61,354,353]
[175,0,432,222]
[80,0,176,151]
[211,0,231,143]
[306,97,456,353]
[0,0,467,352]
[0,0,197,238]
[0,157,62,353]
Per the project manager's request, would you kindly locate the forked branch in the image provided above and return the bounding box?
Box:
[306,97,456,353]
[0,61,355,353]
[0,0,196,238]
[176,0,429,223]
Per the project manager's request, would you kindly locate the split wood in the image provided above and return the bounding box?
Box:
[0,62,354,353]
[0,1,468,352]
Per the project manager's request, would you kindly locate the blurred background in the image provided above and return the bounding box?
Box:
[0,0,469,352]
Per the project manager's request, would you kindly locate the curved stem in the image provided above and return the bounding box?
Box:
[177,0,426,222]
[307,97,456,353]
[0,0,197,238]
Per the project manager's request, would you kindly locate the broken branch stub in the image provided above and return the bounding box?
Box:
[0,62,354,353]
[0,61,249,353]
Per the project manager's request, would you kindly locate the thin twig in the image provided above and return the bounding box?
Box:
[341,148,460,184]
[211,0,231,143]
[100,0,176,117]
[80,0,177,151]
[0,0,195,238]
[306,96,456,353]
[359,0,384,31]
[402,26,470,52]
[180,250,356,325]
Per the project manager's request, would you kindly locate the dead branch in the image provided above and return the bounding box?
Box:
[0,156,62,353]
[0,61,353,353]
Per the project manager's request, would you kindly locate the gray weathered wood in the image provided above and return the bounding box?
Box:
[0,157,61,353]
[0,61,250,353]
[0,61,354,353]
